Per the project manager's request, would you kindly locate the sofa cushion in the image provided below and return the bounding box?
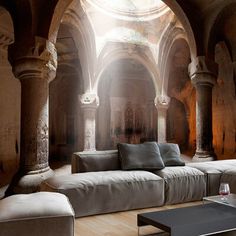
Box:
[40,170,165,217]
[153,166,206,204]
[72,150,120,173]
[117,142,165,170]
[157,143,185,166]
[187,160,236,196]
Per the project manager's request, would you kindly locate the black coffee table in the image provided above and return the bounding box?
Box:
[137,203,236,236]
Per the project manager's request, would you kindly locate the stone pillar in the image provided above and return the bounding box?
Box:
[155,95,170,143]
[6,37,57,195]
[189,56,217,161]
[79,93,99,151]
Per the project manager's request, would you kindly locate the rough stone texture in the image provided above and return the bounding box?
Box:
[0,53,20,174]
[213,42,236,159]
[0,12,20,178]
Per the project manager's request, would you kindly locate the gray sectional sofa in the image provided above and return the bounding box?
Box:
[40,142,236,218]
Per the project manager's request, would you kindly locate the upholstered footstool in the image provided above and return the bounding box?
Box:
[153,166,206,204]
[221,168,236,194]
[0,192,75,236]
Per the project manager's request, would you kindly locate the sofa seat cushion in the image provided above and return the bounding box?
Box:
[0,192,74,236]
[187,160,236,196]
[221,168,236,194]
[153,166,206,204]
[40,170,165,217]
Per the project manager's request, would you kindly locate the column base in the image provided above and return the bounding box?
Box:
[192,151,217,162]
[5,167,54,196]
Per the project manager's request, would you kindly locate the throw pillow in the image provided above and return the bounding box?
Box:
[157,143,185,166]
[117,142,165,170]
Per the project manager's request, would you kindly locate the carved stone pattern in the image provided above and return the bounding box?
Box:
[0,32,13,50]
[79,93,99,109]
[155,95,170,110]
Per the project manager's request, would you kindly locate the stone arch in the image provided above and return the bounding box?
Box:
[207,2,236,60]
[161,0,196,58]
[94,41,160,96]
[48,0,197,51]
[158,22,189,96]
[63,12,96,93]
[51,0,96,94]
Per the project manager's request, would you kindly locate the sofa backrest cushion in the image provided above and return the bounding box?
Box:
[72,150,120,173]
[157,143,185,166]
[117,142,165,170]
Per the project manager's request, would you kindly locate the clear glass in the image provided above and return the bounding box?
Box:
[219,183,230,202]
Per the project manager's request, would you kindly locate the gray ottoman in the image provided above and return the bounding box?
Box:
[153,166,206,204]
[40,170,165,217]
[221,168,236,194]
[0,192,75,236]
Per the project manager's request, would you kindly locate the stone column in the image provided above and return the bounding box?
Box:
[79,93,99,151]
[155,95,170,143]
[189,56,217,161]
[6,37,57,195]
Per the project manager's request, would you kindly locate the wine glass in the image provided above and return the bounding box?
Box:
[219,183,230,202]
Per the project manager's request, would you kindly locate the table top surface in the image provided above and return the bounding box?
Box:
[138,203,236,236]
[203,193,236,208]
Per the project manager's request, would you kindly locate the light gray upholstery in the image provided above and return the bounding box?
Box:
[72,150,120,173]
[0,192,74,236]
[153,166,206,204]
[187,160,236,195]
[221,168,236,194]
[40,170,165,217]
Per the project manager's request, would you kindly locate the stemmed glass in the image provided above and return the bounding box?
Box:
[219,183,230,202]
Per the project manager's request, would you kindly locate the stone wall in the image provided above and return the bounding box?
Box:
[213,42,236,159]
[0,48,21,175]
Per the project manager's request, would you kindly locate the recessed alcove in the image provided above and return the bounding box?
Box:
[96,58,157,150]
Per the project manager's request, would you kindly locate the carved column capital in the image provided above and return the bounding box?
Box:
[79,93,99,109]
[188,56,218,87]
[0,31,14,66]
[154,95,170,110]
[12,37,57,82]
[0,32,13,50]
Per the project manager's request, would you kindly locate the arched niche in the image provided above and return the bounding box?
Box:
[166,38,195,153]
[49,23,83,162]
[96,58,157,150]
